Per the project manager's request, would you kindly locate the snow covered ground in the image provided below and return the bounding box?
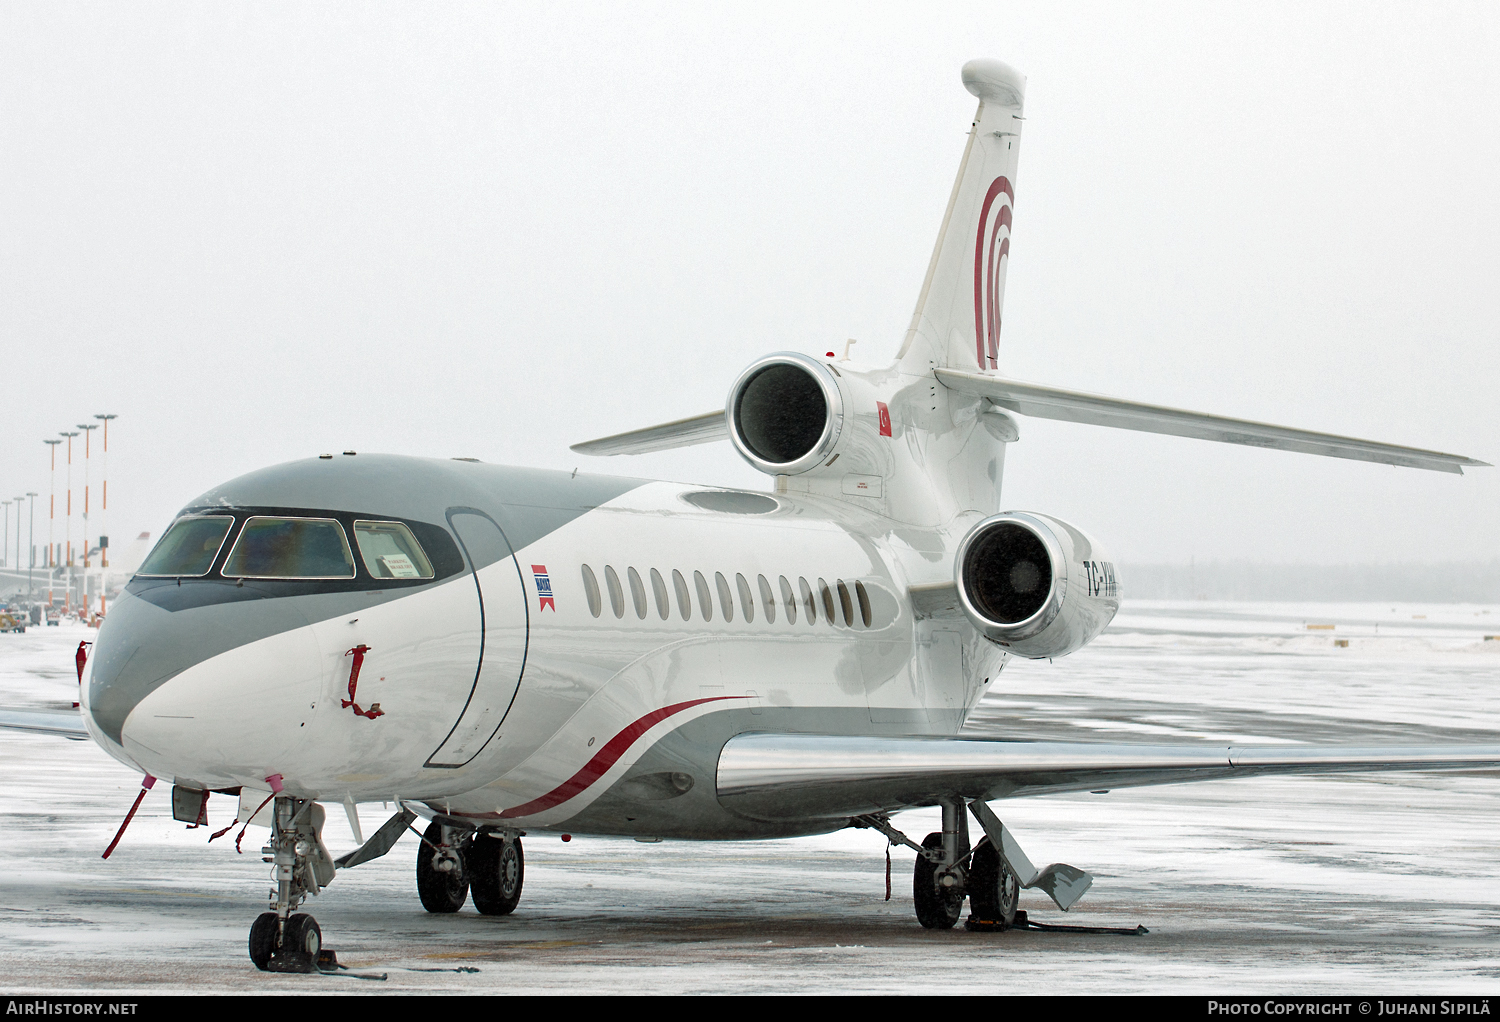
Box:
[2,603,1499,994]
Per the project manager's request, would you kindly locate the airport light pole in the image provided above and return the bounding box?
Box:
[44,439,61,605]
[78,423,97,573]
[60,430,78,610]
[2,499,9,572]
[27,493,37,597]
[11,496,22,581]
[95,414,116,570]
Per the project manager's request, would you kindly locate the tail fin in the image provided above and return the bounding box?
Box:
[897,59,1025,373]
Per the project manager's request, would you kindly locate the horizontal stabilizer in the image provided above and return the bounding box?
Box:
[717,733,1500,822]
[936,369,1488,474]
[0,708,89,740]
[571,410,728,457]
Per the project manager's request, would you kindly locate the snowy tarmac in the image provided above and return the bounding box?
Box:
[3,602,1500,995]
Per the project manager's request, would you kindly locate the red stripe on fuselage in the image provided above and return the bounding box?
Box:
[496,696,746,819]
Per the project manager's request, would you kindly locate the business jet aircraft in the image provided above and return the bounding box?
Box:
[6,58,1494,972]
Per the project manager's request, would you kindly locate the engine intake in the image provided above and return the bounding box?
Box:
[955,511,1119,659]
[727,353,843,476]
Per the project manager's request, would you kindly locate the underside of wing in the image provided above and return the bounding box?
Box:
[716,733,1500,821]
[0,708,90,740]
[935,369,1488,474]
[571,410,728,456]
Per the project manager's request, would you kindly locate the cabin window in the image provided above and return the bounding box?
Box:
[818,578,837,624]
[604,565,625,619]
[736,573,755,623]
[779,575,797,624]
[694,570,714,622]
[799,577,817,624]
[627,566,648,619]
[673,569,692,621]
[855,580,872,628]
[758,574,776,624]
[138,515,234,577]
[353,521,435,579]
[222,517,355,579]
[650,568,670,620]
[582,565,602,618]
[836,580,854,627]
[715,572,735,622]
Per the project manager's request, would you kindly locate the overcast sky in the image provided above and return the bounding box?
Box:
[2,2,1497,568]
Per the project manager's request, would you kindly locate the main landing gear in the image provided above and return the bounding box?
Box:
[416,821,525,916]
[857,797,1078,934]
[248,796,338,972]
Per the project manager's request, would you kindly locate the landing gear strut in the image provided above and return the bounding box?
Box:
[249,796,336,972]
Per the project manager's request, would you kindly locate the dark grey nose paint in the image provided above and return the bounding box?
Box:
[88,582,392,746]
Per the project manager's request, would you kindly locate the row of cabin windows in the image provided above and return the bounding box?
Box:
[580,565,873,629]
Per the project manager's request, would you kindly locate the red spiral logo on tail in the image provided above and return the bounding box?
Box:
[973,176,1014,370]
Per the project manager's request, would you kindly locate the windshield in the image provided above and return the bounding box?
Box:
[137,516,234,577]
[221,517,356,579]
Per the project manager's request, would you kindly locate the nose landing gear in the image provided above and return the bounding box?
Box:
[248,796,338,973]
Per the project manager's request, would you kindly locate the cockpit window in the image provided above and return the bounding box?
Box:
[138,516,235,577]
[353,520,435,579]
[222,517,356,579]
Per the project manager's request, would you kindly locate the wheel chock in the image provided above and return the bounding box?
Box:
[964,914,1012,932]
[265,950,317,973]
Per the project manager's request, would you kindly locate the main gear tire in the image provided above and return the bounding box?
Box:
[470,833,525,916]
[967,836,1020,929]
[416,822,470,913]
[913,832,964,930]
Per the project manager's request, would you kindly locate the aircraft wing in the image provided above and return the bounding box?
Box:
[716,733,1500,821]
[0,707,90,740]
[571,410,728,456]
[935,369,1488,474]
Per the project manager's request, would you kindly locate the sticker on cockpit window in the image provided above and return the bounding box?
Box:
[532,565,555,611]
[380,553,421,578]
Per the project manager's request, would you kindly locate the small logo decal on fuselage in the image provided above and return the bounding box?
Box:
[877,401,892,437]
[532,565,555,611]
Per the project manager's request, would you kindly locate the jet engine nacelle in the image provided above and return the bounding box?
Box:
[954,511,1120,659]
[726,352,847,476]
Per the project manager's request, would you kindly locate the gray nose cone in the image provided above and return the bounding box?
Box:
[89,583,319,746]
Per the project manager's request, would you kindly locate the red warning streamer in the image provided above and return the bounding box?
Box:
[341,645,383,719]
[102,773,155,859]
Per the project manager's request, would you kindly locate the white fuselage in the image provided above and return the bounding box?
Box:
[82,471,1007,840]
